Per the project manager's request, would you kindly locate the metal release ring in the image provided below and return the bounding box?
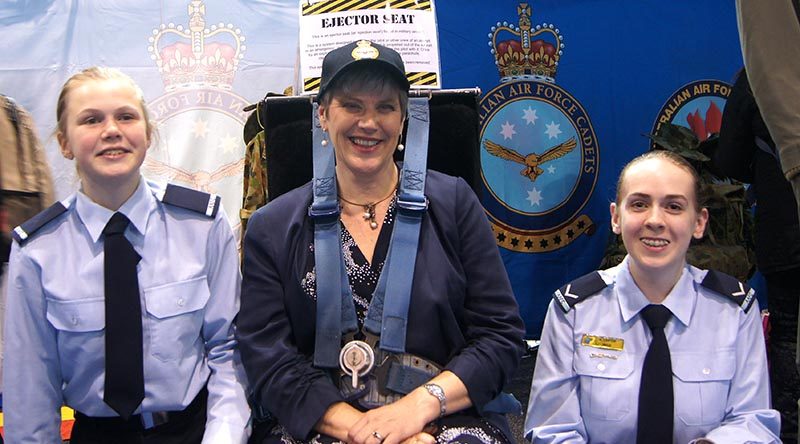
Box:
[339,340,375,377]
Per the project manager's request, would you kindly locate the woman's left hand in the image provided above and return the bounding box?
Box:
[349,371,471,444]
[347,390,439,444]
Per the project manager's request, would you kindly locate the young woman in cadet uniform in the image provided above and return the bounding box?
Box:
[3,67,250,443]
[525,150,780,443]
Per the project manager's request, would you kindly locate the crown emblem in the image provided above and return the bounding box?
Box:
[352,40,379,61]
[148,1,246,91]
[489,3,564,83]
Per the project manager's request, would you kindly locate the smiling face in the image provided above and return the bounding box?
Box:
[610,155,708,285]
[57,77,150,200]
[319,87,404,181]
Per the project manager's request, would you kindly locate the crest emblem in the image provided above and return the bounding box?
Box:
[480,3,599,253]
[145,0,248,233]
[651,79,731,147]
[352,40,380,60]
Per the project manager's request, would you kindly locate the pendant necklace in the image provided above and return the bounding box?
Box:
[339,187,396,230]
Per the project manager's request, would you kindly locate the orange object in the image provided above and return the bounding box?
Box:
[0,406,75,441]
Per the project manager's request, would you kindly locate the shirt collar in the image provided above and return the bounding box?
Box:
[616,256,695,327]
[75,177,155,243]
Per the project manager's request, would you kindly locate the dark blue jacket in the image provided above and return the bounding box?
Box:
[237,170,525,439]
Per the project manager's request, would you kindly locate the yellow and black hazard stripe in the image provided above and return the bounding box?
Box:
[304,72,438,93]
[305,77,323,93]
[302,0,432,16]
[407,71,437,87]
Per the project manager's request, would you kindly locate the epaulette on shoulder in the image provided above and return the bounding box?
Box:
[553,271,608,313]
[700,269,755,313]
[161,184,220,218]
[12,202,68,245]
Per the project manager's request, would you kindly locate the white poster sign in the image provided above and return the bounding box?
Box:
[298,0,441,94]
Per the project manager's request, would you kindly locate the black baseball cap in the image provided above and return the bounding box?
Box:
[317,40,410,99]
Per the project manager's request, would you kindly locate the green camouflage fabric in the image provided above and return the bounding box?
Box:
[601,124,756,281]
[240,91,293,235]
[240,130,267,235]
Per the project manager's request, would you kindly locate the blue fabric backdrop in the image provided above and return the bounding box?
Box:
[0,0,744,337]
[436,1,743,336]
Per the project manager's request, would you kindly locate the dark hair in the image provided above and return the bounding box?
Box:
[317,64,409,116]
[615,150,705,209]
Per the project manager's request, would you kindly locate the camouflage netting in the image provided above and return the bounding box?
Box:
[600,123,756,282]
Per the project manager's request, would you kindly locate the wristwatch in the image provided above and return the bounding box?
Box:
[423,383,446,417]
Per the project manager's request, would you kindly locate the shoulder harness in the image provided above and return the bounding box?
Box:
[700,269,755,313]
[12,202,68,245]
[553,271,608,313]
[310,97,430,368]
[161,183,220,218]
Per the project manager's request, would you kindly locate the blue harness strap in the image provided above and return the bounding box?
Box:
[364,97,430,353]
[311,97,430,366]
[310,102,351,368]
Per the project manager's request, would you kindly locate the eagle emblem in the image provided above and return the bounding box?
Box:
[483,137,578,182]
[143,157,245,192]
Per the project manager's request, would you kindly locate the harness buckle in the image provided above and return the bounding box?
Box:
[396,193,428,214]
[307,201,340,220]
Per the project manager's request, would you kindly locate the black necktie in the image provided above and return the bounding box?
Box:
[102,212,144,419]
[637,304,673,444]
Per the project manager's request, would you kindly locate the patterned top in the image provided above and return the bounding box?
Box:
[301,198,396,326]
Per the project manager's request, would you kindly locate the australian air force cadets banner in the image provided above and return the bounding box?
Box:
[1,1,743,337]
[433,0,741,335]
[299,0,441,93]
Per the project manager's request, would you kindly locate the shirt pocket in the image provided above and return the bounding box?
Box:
[143,275,210,362]
[672,349,735,426]
[574,346,635,421]
[46,297,106,368]
[46,297,105,332]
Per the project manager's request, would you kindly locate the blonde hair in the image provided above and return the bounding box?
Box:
[56,67,154,141]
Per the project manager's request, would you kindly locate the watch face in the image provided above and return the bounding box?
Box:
[426,384,444,397]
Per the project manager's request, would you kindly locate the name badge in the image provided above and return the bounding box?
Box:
[581,334,624,351]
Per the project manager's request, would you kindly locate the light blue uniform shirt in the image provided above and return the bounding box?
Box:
[525,257,780,443]
[3,178,250,443]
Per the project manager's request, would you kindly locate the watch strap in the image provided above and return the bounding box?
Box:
[423,383,446,418]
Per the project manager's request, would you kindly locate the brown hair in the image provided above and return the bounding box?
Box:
[317,63,409,116]
[56,67,154,142]
[615,150,705,208]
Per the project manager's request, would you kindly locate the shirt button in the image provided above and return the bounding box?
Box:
[597,363,606,371]
[177,298,185,307]
[71,315,79,325]
[702,368,711,375]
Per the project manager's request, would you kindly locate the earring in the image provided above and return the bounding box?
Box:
[396,143,404,151]
[321,131,329,147]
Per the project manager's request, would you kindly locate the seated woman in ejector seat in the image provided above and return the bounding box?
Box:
[237,39,525,444]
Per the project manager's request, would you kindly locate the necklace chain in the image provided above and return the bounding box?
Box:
[339,187,396,230]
